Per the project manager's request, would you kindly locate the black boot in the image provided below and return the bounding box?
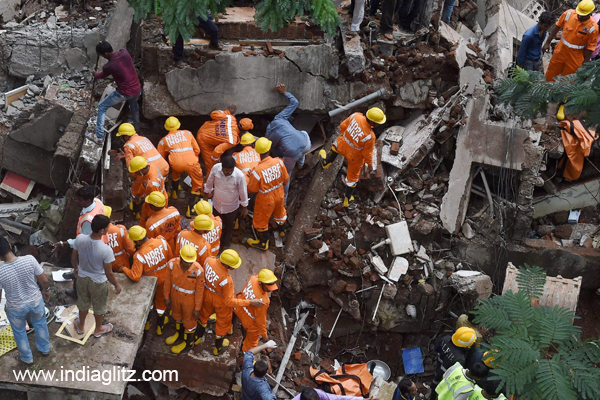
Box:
[213,336,230,356]
[343,186,357,209]
[247,230,269,251]
[171,330,196,354]
[186,192,201,218]
[194,322,206,345]
[278,221,290,237]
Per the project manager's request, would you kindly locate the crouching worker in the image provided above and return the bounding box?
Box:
[164,245,205,354]
[241,340,278,400]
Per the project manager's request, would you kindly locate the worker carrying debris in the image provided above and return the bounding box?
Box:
[246,138,290,251]
[196,106,245,178]
[234,269,278,352]
[89,41,141,145]
[431,327,477,394]
[233,133,261,181]
[265,84,312,201]
[128,156,169,227]
[556,106,599,180]
[144,191,181,251]
[175,214,213,267]
[158,117,205,217]
[115,123,169,193]
[103,206,136,272]
[196,249,265,355]
[164,245,205,354]
[125,225,173,336]
[543,0,599,81]
[319,108,386,208]
[192,201,223,257]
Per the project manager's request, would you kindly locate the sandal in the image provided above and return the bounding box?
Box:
[74,318,84,335]
[85,131,104,145]
[93,323,114,338]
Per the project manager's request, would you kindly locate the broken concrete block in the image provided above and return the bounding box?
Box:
[371,255,388,275]
[64,48,88,70]
[449,270,493,299]
[395,80,431,109]
[387,257,409,282]
[341,27,365,75]
[344,244,356,256]
[459,66,484,96]
[276,44,339,79]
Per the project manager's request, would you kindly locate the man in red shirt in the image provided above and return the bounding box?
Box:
[89,41,141,144]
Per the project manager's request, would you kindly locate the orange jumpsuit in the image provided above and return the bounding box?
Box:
[203,215,223,256]
[175,229,212,268]
[132,164,169,227]
[145,206,181,251]
[234,275,270,352]
[545,10,599,81]
[124,236,172,311]
[248,157,289,231]
[233,145,261,182]
[199,257,251,337]
[106,223,136,272]
[335,112,375,187]
[164,258,204,332]
[196,110,239,177]
[157,130,204,193]
[124,134,170,195]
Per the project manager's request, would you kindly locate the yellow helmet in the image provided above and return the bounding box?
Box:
[220,249,242,269]
[180,244,197,263]
[258,269,279,290]
[255,137,272,154]
[452,327,476,348]
[145,191,166,207]
[483,350,500,368]
[117,123,136,137]
[194,200,212,216]
[128,156,148,173]
[576,0,595,15]
[366,107,386,124]
[241,133,257,145]
[192,214,214,231]
[164,116,181,131]
[104,205,112,218]
[128,225,147,241]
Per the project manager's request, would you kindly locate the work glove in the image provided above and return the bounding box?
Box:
[266,340,277,349]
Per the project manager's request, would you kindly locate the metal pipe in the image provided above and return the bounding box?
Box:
[328,308,343,338]
[478,168,494,216]
[328,88,387,117]
[372,284,385,322]
[0,218,35,233]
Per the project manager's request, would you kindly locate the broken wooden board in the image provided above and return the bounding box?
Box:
[55,307,96,345]
[0,171,35,200]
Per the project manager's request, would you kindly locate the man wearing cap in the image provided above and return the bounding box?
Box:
[115,123,169,181]
[104,206,136,273]
[246,138,290,251]
[196,249,265,355]
[431,327,477,397]
[129,156,169,227]
[144,191,181,251]
[204,155,249,252]
[126,225,173,335]
[233,133,261,181]
[265,84,312,201]
[164,245,205,354]
[193,201,223,257]
[175,215,213,268]
[319,107,386,209]
[158,117,205,217]
[234,269,278,352]
[543,0,599,81]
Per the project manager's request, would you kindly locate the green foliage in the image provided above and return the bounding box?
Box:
[127,0,340,43]
[472,265,600,400]
[494,61,600,129]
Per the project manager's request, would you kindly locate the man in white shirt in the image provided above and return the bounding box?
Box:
[203,155,249,252]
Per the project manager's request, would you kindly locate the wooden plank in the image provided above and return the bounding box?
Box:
[55,309,96,345]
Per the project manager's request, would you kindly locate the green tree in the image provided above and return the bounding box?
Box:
[494,62,600,128]
[127,0,340,44]
[472,265,600,400]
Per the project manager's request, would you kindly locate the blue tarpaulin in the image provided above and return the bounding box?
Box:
[402,347,424,374]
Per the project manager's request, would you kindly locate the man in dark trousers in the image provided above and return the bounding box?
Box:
[91,41,141,145]
[172,12,223,65]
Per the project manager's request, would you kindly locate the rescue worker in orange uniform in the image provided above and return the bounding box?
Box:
[103,206,136,272]
[115,123,169,197]
[543,0,599,81]
[196,249,265,355]
[193,200,223,256]
[319,108,386,208]
[158,117,205,217]
[164,245,205,354]
[234,269,278,352]
[129,156,169,227]
[125,225,173,335]
[196,106,247,178]
[144,191,181,251]
[233,133,261,181]
[175,214,213,267]
[246,138,289,251]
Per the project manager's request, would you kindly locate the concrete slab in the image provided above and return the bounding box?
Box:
[340,24,365,75]
[533,178,600,218]
[0,265,156,400]
[228,243,276,293]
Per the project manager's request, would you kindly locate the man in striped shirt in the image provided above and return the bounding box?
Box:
[0,237,51,364]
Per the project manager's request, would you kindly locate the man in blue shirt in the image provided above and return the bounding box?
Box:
[242,340,278,400]
[392,378,417,400]
[516,11,556,71]
[265,84,312,202]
